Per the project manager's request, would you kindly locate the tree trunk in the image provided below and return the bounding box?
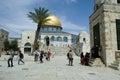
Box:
[33,25,41,52]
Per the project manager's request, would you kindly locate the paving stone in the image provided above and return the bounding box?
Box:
[0,55,120,80]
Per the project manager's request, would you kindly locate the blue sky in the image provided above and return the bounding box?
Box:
[0,0,94,38]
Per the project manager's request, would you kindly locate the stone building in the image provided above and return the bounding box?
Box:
[90,0,120,66]
[78,31,90,55]
[69,31,90,56]
[0,29,9,54]
[19,15,77,55]
[20,30,35,54]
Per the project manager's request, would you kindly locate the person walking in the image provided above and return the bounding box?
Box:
[68,50,73,66]
[40,51,44,63]
[18,50,24,65]
[7,49,14,67]
[47,50,52,61]
[33,48,40,61]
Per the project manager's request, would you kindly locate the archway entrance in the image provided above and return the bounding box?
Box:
[45,36,50,46]
[93,23,100,58]
[24,42,31,54]
[116,20,120,50]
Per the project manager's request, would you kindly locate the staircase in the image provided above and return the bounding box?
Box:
[89,58,105,67]
[109,51,120,70]
[69,43,83,56]
[109,61,120,70]
[42,46,71,56]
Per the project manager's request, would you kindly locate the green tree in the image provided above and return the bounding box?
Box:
[10,39,19,51]
[3,39,10,52]
[28,7,50,51]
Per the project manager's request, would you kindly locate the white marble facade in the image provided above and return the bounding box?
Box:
[19,30,73,54]
[40,33,71,47]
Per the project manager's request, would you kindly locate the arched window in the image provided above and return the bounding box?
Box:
[57,36,62,42]
[42,27,44,31]
[51,36,55,41]
[83,38,86,42]
[38,36,41,40]
[63,37,68,42]
[44,36,50,46]
[27,36,30,39]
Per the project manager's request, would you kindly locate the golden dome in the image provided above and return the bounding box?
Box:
[43,15,62,27]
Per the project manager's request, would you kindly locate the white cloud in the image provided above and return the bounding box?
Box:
[0,0,40,37]
[0,20,37,38]
[59,16,86,35]
[0,0,84,37]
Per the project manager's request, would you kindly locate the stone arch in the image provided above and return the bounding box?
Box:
[63,37,68,42]
[57,36,62,42]
[51,36,55,41]
[24,42,31,53]
[44,36,50,46]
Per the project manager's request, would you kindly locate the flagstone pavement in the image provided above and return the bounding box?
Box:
[0,54,120,80]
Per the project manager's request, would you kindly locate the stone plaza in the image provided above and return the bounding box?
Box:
[1,0,120,80]
[0,54,120,80]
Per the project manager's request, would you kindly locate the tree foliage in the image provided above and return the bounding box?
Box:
[28,7,50,50]
[3,39,10,51]
[10,39,19,51]
[3,39,19,51]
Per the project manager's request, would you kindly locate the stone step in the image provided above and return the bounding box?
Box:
[109,61,120,70]
[89,58,102,63]
[89,58,105,67]
[89,62,105,67]
[113,61,120,64]
[111,62,119,66]
[48,46,70,55]
[109,65,119,70]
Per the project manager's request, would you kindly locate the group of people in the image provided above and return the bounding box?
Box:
[80,45,100,66]
[67,50,90,66]
[6,48,54,67]
[7,49,24,67]
[7,48,91,67]
[33,49,52,63]
[80,52,90,66]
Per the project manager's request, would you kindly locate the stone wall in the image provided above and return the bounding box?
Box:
[90,4,120,66]
[20,30,35,54]
[0,29,9,54]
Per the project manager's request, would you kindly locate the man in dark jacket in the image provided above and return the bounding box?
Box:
[18,50,24,65]
[67,50,73,66]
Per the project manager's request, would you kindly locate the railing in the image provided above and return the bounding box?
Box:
[69,43,83,56]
